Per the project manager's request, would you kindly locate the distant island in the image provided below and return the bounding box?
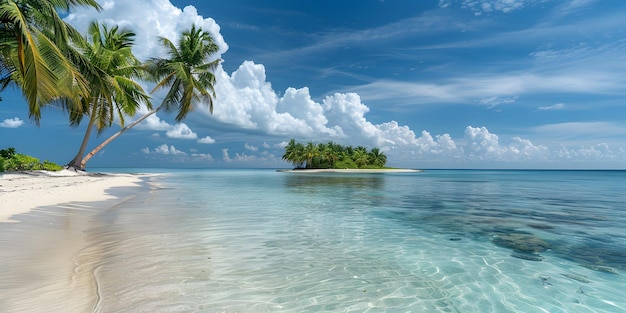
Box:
[281,139,418,173]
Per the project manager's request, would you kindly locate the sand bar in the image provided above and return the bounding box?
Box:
[0,169,143,223]
[277,168,423,173]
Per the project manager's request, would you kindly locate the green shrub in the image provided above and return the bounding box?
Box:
[332,159,358,169]
[359,164,384,169]
[0,148,63,172]
[5,154,41,171]
[42,160,63,171]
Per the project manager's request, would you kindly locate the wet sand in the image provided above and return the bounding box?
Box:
[0,170,146,312]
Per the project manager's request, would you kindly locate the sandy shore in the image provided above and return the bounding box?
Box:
[0,169,143,223]
[277,168,423,173]
[0,170,147,312]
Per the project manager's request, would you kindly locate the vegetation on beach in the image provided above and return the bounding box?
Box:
[0,0,220,171]
[282,139,388,169]
[0,147,62,172]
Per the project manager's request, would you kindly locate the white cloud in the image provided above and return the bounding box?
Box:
[479,96,518,108]
[458,0,532,14]
[0,117,24,128]
[244,143,258,151]
[133,107,171,131]
[222,148,232,162]
[190,152,213,161]
[197,136,216,144]
[165,123,197,139]
[153,144,186,155]
[65,1,228,62]
[463,126,549,161]
[538,103,565,111]
[60,0,626,168]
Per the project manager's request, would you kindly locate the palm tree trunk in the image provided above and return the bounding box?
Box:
[80,107,161,170]
[66,107,97,171]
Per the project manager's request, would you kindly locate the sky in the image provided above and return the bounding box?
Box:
[1,0,626,169]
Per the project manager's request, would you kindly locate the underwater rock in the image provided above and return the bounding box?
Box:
[492,233,550,253]
[511,252,545,261]
[561,273,591,283]
[582,264,618,274]
[527,223,554,230]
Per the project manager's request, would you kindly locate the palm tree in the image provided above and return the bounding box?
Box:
[78,24,221,169]
[65,21,150,170]
[368,148,387,167]
[282,138,304,168]
[352,148,369,168]
[302,141,319,169]
[321,142,338,168]
[0,0,101,122]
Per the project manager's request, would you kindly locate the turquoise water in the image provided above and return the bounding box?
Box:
[7,169,626,312]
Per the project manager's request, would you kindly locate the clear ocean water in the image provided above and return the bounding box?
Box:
[6,169,626,312]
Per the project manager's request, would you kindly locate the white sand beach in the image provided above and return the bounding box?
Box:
[0,170,145,312]
[0,170,142,223]
[277,168,423,173]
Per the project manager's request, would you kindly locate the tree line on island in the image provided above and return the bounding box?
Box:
[282,139,388,169]
[0,0,220,171]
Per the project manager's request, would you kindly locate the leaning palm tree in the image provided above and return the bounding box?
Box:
[0,0,101,122]
[65,21,150,170]
[78,24,221,169]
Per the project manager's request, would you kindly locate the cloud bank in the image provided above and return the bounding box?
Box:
[63,0,626,168]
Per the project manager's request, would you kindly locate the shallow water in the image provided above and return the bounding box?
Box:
[2,169,626,312]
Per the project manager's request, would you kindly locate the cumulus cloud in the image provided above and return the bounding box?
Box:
[146,144,187,155]
[222,148,231,162]
[165,123,197,139]
[464,126,549,161]
[65,0,228,61]
[60,0,625,168]
[244,143,258,151]
[0,117,24,128]
[197,136,216,144]
[198,61,436,150]
[135,109,172,131]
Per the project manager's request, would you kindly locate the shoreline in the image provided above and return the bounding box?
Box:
[0,169,145,223]
[0,169,151,312]
[277,168,423,173]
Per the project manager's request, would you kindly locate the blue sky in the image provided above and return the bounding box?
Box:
[1,0,626,169]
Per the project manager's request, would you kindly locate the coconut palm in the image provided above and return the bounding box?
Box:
[282,139,305,168]
[352,148,369,168]
[0,0,101,122]
[79,24,221,169]
[302,141,319,169]
[320,142,338,168]
[368,147,387,167]
[65,21,150,170]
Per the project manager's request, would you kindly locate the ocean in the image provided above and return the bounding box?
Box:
[3,169,626,312]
